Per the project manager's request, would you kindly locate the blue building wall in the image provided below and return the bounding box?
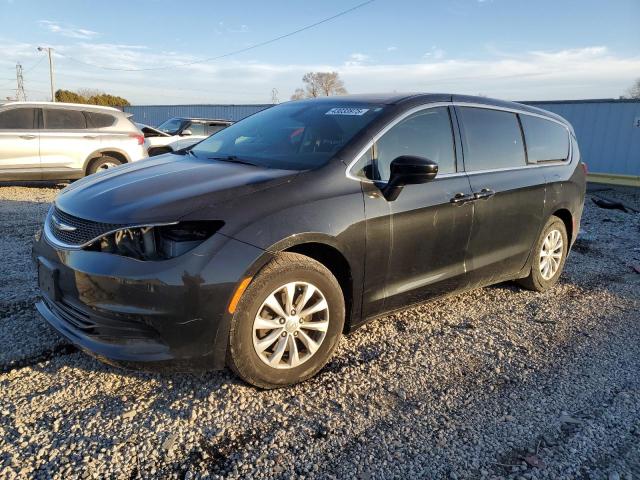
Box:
[123,104,274,126]
[525,99,640,178]
[125,99,640,178]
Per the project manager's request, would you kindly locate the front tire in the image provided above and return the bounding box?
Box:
[517,216,569,292]
[227,253,345,389]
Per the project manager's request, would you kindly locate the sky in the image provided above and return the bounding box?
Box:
[0,0,638,104]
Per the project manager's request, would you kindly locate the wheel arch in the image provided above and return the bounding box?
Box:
[83,148,131,174]
[551,208,574,244]
[257,233,355,333]
[283,241,353,332]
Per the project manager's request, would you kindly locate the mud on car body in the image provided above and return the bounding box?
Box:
[34,94,585,388]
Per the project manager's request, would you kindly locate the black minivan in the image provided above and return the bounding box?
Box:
[34,94,585,388]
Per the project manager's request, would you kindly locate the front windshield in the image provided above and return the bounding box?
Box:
[157,118,187,135]
[191,102,386,170]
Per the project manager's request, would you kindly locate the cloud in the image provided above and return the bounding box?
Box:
[386,46,398,52]
[344,53,370,67]
[423,46,445,60]
[2,42,638,104]
[38,20,98,39]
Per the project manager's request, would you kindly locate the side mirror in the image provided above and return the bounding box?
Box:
[181,129,192,136]
[381,155,438,201]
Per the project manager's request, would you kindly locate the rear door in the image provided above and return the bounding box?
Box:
[454,106,545,286]
[0,106,40,179]
[40,108,99,176]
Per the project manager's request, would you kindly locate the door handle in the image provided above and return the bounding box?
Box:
[474,188,495,200]
[20,135,37,140]
[450,192,475,205]
[83,135,98,139]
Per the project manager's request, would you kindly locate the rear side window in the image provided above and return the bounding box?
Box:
[372,106,456,181]
[458,107,525,171]
[85,111,116,128]
[520,115,569,163]
[0,108,36,129]
[43,109,87,129]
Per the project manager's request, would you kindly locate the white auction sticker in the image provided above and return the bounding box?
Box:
[325,107,369,116]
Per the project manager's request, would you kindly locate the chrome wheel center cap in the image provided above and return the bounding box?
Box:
[285,317,300,333]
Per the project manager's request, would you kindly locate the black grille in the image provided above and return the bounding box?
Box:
[44,297,160,341]
[48,206,126,246]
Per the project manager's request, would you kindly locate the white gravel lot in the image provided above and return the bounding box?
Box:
[0,182,639,480]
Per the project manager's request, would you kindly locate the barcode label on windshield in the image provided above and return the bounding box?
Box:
[325,108,369,116]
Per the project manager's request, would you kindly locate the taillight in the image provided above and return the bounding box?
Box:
[129,133,144,145]
[581,162,588,175]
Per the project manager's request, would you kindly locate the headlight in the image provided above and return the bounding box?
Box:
[86,221,224,260]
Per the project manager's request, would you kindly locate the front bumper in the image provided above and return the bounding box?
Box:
[33,229,271,372]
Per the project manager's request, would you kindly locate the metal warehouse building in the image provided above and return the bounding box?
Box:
[124,98,640,186]
[124,104,273,125]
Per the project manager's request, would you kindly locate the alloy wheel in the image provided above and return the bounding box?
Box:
[539,229,563,280]
[97,161,119,171]
[252,281,329,369]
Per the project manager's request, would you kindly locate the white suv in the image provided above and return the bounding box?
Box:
[138,117,233,156]
[0,102,147,181]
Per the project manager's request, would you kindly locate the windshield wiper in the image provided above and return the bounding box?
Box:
[208,155,260,167]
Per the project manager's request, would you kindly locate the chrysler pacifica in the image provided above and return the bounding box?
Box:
[33,94,585,388]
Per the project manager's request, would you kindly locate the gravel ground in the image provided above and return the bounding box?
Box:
[1,182,639,480]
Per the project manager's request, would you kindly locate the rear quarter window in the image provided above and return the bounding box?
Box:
[520,114,569,163]
[85,111,116,128]
[458,107,526,171]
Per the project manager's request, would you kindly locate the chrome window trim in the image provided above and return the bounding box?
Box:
[345,101,573,184]
[43,206,177,251]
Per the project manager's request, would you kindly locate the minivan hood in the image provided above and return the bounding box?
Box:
[56,154,298,224]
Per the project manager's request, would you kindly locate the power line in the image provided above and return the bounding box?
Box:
[56,0,375,72]
[23,57,46,75]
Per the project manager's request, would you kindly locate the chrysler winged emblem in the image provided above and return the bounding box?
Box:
[51,214,77,232]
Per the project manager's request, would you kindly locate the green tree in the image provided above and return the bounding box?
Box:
[54,89,131,106]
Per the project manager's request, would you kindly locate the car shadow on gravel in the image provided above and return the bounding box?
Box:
[0,181,67,189]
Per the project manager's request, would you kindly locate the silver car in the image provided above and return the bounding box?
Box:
[0,102,147,181]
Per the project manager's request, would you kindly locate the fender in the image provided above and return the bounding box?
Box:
[264,231,345,254]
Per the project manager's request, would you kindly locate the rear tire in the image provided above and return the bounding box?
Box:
[227,253,345,389]
[87,155,122,175]
[517,216,568,292]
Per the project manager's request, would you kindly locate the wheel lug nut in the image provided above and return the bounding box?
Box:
[281,332,287,337]
[279,318,285,324]
[291,309,296,315]
[293,331,298,337]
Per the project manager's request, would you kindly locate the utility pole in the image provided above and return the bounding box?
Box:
[37,47,55,102]
[271,88,279,104]
[15,63,26,101]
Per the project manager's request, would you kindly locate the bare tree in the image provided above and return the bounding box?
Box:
[625,78,640,99]
[290,88,305,101]
[290,71,347,100]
